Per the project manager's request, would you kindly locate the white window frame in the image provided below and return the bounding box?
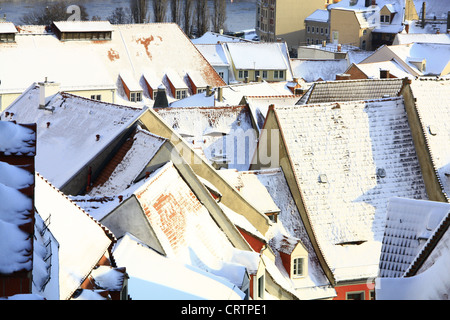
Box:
[292,257,305,278]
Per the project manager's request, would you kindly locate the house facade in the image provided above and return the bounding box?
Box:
[255,0,328,51]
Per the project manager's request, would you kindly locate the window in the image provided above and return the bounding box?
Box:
[307,26,310,33]
[293,257,305,277]
[274,70,284,79]
[0,33,15,43]
[218,71,224,79]
[130,92,142,102]
[325,28,328,35]
[262,70,268,79]
[239,70,243,79]
[321,27,324,35]
[176,90,187,99]
[257,275,264,299]
[316,27,319,33]
[244,70,249,79]
[381,15,390,23]
[346,291,365,300]
[255,70,260,79]
[90,95,101,101]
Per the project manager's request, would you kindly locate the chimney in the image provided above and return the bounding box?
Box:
[38,78,60,109]
[217,87,223,102]
[380,69,390,79]
[206,85,212,96]
[405,23,410,34]
[421,2,426,29]
[336,73,350,80]
[337,44,342,52]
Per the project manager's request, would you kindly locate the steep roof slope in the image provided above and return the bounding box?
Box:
[379,197,450,278]
[409,78,450,201]
[272,97,428,282]
[34,173,115,300]
[2,85,145,190]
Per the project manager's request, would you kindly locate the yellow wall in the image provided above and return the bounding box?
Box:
[330,8,372,50]
[1,88,116,112]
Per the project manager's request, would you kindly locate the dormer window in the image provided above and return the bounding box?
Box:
[293,257,305,277]
[0,22,17,43]
[380,15,390,23]
[51,21,113,41]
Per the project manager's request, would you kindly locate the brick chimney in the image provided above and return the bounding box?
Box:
[380,69,390,79]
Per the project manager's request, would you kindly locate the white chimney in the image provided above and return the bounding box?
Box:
[38,78,60,108]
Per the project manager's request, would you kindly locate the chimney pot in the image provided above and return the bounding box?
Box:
[96,134,100,141]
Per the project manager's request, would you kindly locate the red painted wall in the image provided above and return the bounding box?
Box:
[237,227,265,253]
[333,282,375,300]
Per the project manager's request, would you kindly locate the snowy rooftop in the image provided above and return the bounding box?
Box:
[305,9,329,23]
[0,121,35,277]
[353,60,413,79]
[0,22,17,33]
[388,43,450,76]
[191,31,251,45]
[113,233,245,300]
[155,105,256,171]
[296,78,404,105]
[225,42,291,73]
[0,23,224,99]
[271,97,428,282]
[34,173,115,300]
[409,78,450,200]
[393,33,450,45]
[52,20,114,33]
[1,86,145,190]
[128,161,260,287]
[251,168,337,299]
[379,197,450,278]
[290,59,349,83]
[88,127,166,197]
[376,197,450,300]
[195,44,231,67]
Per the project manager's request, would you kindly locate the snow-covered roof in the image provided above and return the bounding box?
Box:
[88,127,167,197]
[34,173,115,300]
[217,169,280,215]
[52,20,114,33]
[376,197,450,300]
[379,197,450,278]
[243,95,301,132]
[191,31,252,45]
[353,60,413,79]
[0,23,225,99]
[388,43,450,76]
[128,161,260,286]
[296,78,404,105]
[270,97,428,282]
[195,44,231,67]
[251,169,337,299]
[155,105,257,171]
[290,59,349,83]
[0,22,17,33]
[225,42,291,74]
[409,78,450,200]
[305,9,329,22]
[113,233,245,300]
[0,121,35,277]
[393,33,450,45]
[413,0,449,20]
[2,86,145,190]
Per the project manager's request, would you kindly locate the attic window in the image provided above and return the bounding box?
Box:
[293,257,305,277]
[377,168,386,178]
[0,33,15,43]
